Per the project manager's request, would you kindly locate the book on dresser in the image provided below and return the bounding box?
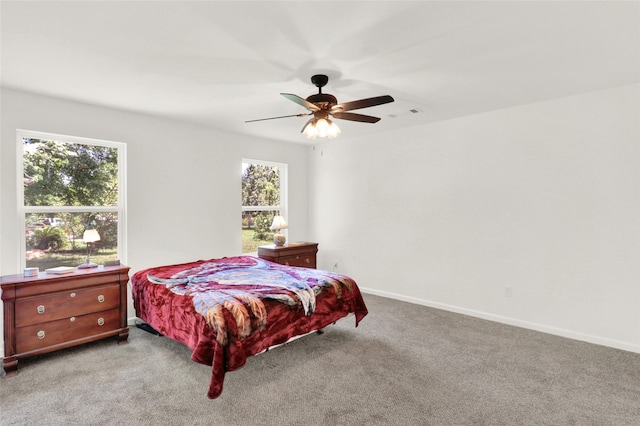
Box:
[44,266,76,274]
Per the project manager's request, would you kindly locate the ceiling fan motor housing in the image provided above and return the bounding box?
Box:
[306,93,337,107]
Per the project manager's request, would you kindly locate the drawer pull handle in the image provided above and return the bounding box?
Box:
[97,318,105,326]
[70,292,76,298]
[306,258,310,264]
[285,262,289,265]
[98,295,105,303]
[70,317,76,322]
[296,256,299,259]
[37,305,45,314]
[37,330,45,339]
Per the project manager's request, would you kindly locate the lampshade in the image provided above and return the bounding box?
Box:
[82,229,101,243]
[316,118,329,137]
[270,215,288,231]
[302,119,318,139]
[327,120,341,138]
[78,229,101,269]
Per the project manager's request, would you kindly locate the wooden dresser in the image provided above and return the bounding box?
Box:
[258,242,318,269]
[1,264,130,376]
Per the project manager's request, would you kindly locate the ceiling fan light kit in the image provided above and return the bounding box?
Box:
[246,74,394,140]
[302,117,341,140]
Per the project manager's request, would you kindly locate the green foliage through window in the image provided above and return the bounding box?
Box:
[241,161,286,253]
[23,138,118,207]
[241,164,280,207]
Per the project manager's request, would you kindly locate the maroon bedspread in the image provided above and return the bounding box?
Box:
[131,256,368,399]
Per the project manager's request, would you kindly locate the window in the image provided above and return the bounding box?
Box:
[19,130,126,269]
[241,159,287,253]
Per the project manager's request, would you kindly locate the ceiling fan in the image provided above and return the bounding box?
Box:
[246,74,394,140]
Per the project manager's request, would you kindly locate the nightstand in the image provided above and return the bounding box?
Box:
[1,264,130,376]
[258,242,318,269]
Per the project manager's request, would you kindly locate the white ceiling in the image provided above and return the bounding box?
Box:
[1,1,638,144]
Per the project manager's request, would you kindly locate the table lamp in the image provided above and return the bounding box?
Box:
[78,229,100,268]
[270,215,288,246]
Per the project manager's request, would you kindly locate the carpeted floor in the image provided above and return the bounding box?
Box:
[1,293,639,425]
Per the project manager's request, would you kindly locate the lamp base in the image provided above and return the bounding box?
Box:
[77,262,98,269]
[273,233,286,247]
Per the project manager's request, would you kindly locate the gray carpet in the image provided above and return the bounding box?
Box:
[1,294,639,425]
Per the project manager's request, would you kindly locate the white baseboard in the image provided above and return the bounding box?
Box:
[360,287,640,355]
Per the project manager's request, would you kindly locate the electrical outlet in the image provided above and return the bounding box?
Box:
[504,286,513,297]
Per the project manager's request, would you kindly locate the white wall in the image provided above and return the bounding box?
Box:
[309,84,640,353]
[0,88,309,357]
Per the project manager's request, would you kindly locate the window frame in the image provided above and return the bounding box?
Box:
[16,129,127,269]
[241,158,288,253]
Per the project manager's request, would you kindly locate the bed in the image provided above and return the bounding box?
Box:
[131,256,368,399]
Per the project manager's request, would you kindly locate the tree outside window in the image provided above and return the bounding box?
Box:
[20,131,126,269]
[241,160,287,253]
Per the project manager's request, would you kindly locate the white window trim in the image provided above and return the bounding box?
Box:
[16,129,127,269]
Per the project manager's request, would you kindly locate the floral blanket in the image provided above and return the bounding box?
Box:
[131,256,368,399]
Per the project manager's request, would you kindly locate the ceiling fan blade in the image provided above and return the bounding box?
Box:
[331,111,381,123]
[245,113,310,123]
[281,93,320,111]
[333,95,394,112]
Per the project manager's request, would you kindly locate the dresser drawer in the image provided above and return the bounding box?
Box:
[15,308,120,354]
[15,284,120,327]
[279,254,316,268]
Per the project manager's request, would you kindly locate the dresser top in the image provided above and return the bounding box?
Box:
[258,241,317,250]
[1,264,130,287]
